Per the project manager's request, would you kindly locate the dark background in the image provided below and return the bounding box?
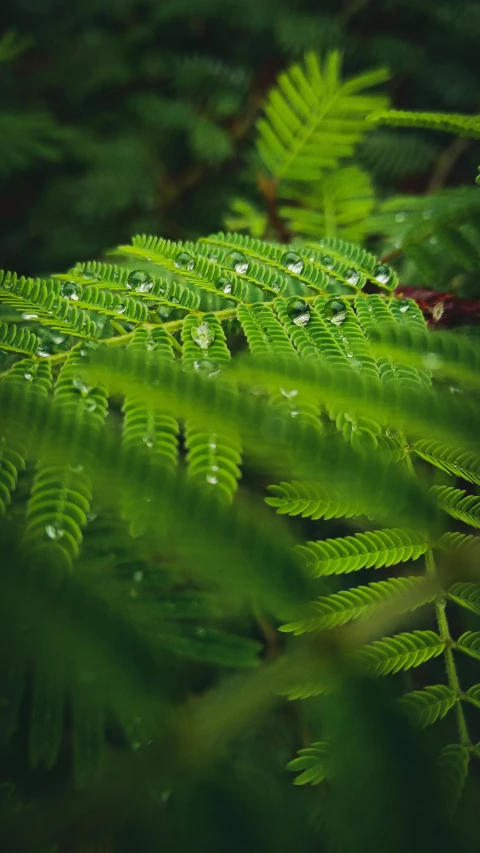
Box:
[1,0,479,276]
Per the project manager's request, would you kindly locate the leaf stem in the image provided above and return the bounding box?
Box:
[425,547,471,747]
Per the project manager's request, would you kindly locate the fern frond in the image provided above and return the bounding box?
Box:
[356,630,444,676]
[287,741,329,785]
[414,440,480,485]
[265,481,361,521]
[237,303,296,357]
[431,486,480,528]
[438,744,470,815]
[0,359,51,513]
[448,583,480,617]
[121,329,179,536]
[182,314,242,503]
[256,51,389,181]
[200,231,392,294]
[0,270,98,340]
[397,685,456,728]
[297,529,428,578]
[0,321,40,356]
[456,632,480,663]
[280,576,432,634]
[86,348,441,532]
[280,166,375,243]
[369,109,480,139]
[23,349,108,570]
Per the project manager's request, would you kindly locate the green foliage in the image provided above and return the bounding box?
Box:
[2,10,480,850]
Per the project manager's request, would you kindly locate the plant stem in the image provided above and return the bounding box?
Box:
[425,547,471,747]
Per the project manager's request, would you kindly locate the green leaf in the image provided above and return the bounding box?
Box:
[357,631,444,676]
[287,741,329,785]
[256,51,389,182]
[281,576,433,635]
[297,529,428,577]
[448,583,480,617]
[397,685,456,728]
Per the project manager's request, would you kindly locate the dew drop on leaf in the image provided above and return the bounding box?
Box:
[399,299,410,313]
[345,268,360,286]
[45,522,64,540]
[287,298,311,327]
[72,376,91,395]
[324,298,347,326]
[61,281,81,300]
[193,358,220,377]
[321,255,334,269]
[22,313,39,320]
[115,303,126,315]
[216,275,232,294]
[281,250,304,275]
[191,321,215,350]
[225,250,248,274]
[174,251,195,271]
[127,270,154,293]
[373,264,393,285]
[81,265,101,281]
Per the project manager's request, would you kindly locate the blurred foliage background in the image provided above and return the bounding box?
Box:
[1,0,480,276]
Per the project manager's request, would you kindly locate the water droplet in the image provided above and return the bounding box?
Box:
[115,303,126,315]
[21,313,39,320]
[290,410,299,417]
[24,371,33,381]
[133,570,143,583]
[345,269,360,286]
[174,251,194,271]
[225,250,248,274]
[127,270,154,293]
[216,275,232,295]
[81,265,101,281]
[84,399,97,413]
[324,298,347,326]
[37,349,52,358]
[191,321,214,350]
[287,298,311,327]
[143,435,155,448]
[45,522,64,540]
[72,376,91,396]
[280,387,298,399]
[157,282,168,296]
[61,281,81,301]
[322,255,334,269]
[170,296,180,305]
[206,474,218,484]
[270,276,283,293]
[208,253,218,262]
[281,250,304,275]
[395,212,406,223]
[373,264,393,285]
[145,339,157,351]
[399,299,410,313]
[193,359,220,378]
[69,463,84,473]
